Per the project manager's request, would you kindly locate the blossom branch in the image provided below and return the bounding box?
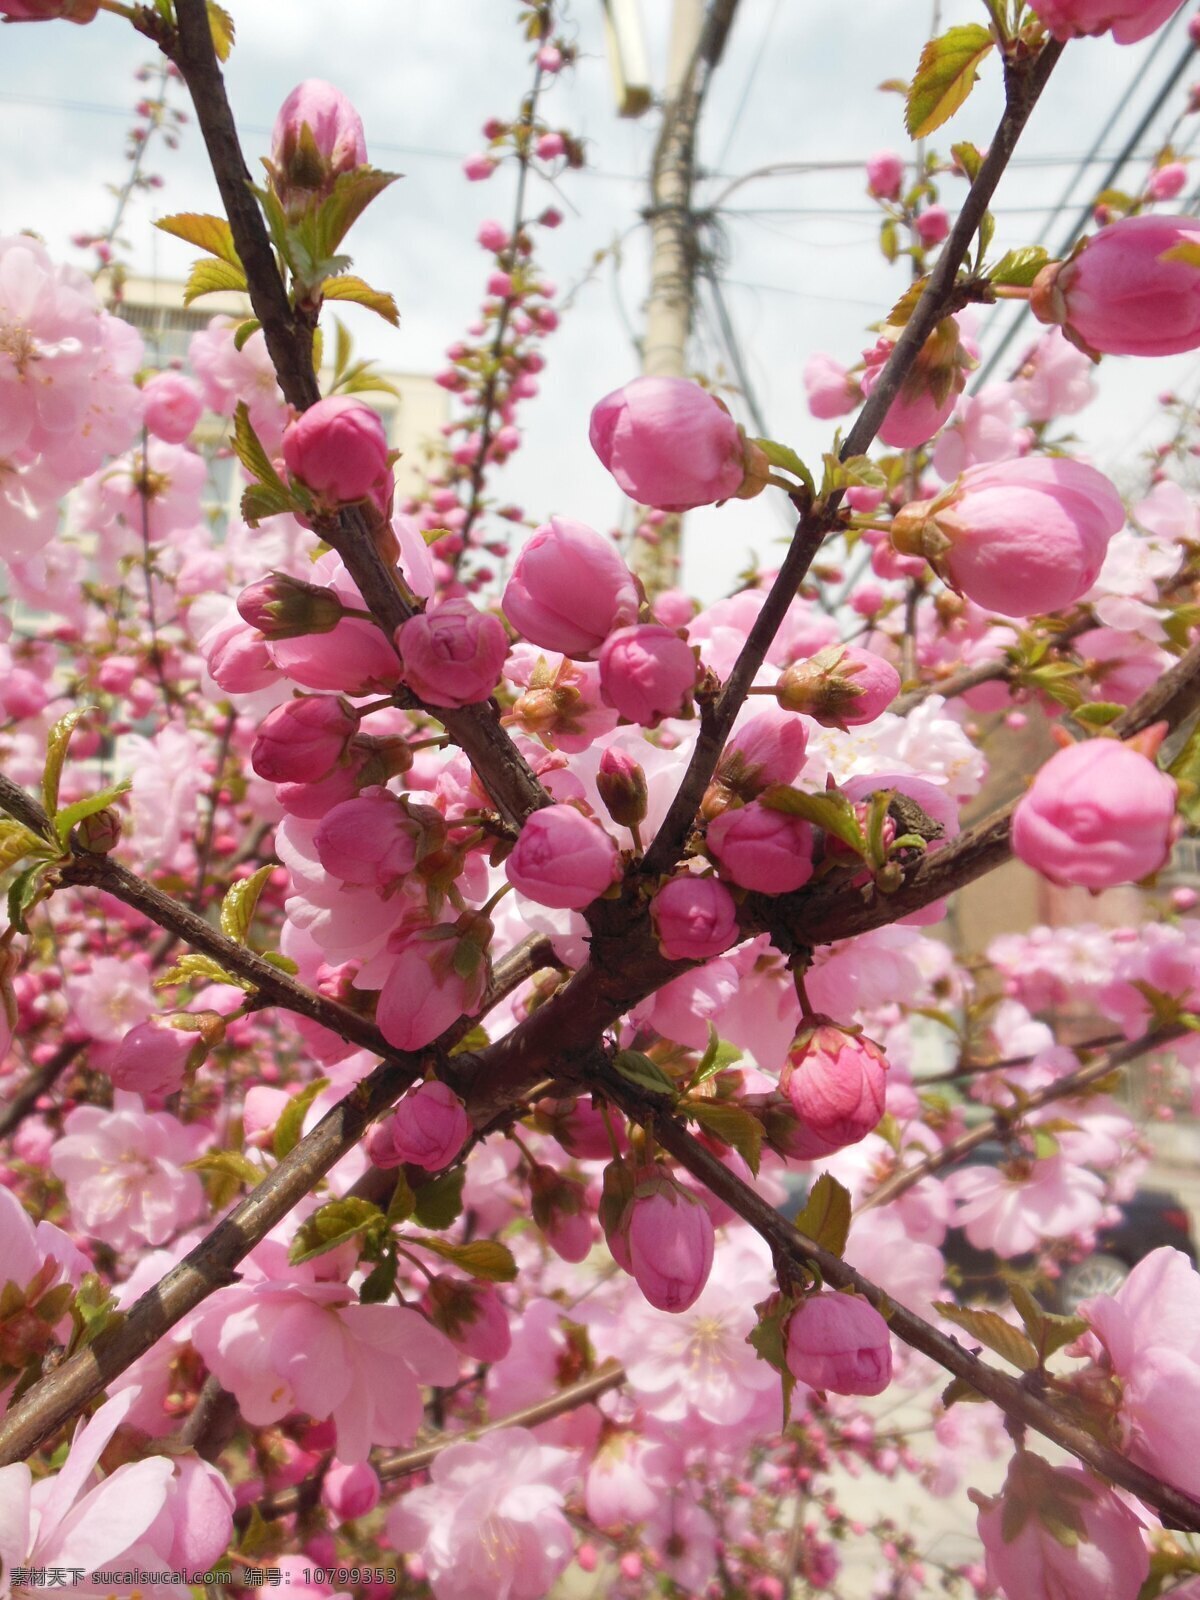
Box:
[860,1025,1184,1212]
[596,1065,1200,1533]
[169,0,549,830]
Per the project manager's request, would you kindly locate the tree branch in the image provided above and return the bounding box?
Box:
[596,1064,1200,1533]
[0,1041,84,1141]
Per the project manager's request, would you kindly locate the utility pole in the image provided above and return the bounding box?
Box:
[623,0,741,595]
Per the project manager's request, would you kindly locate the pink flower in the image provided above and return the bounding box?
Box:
[49,1099,207,1251]
[892,456,1124,618]
[1012,738,1177,888]
[780,1022,888,1159]
[1013,329,1096,420]
[374,916,492,1052]
[395,598,508,707]
[774,644,900,728]
[1081,1247,1200,1495]
[976,1456,1149,1600]
[589,376,754,512]
[506,803,621,909]
[314,788,444,889]
[945,1154,1104,1256]
[251,695,358,784]
[650,875,740,961]
[368,1081,470,1171]
[141,371,204,444]
[270,80,367,210]
[1028,0,1184,44]
[107,1014,211,1098]
[0,0,98,17]
[916,204,950,246]
[626,1171,715,1313]
[477,219,509,251]
[1032,213,1200,356]
[536,131,565,160]
[201,612,280,694]
[866,150,905,200]
[599,623,698,727]
[387,1427,576,1600]
[706,801,815,894]
[502,517,640,657]
[191,1274,459,1463]
[282,396,392,507]
[785,1291,892,1395]
[803,353,861,419]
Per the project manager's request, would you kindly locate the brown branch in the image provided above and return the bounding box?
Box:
[240,1363,625,1528]
[892,656,1011,718]
[0,1041,84,1141]
[919,1030,1126,1085]
[861,1026,1182,1212]
[169,0,549,832]
[596,1065,1200,1533]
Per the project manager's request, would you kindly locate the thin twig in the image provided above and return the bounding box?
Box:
[0,1041,84,1141]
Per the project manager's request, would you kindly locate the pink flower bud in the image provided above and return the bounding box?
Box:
[506,803,621,909]
[598,623,698,727]
[774,645,900,728]
[369,1080,470,1170]
[866,151,905,200]
[1028,0,1185,45]
[780,1022,889,1158]
[0,0,98,20]
[785,1291,892,1395]
[652,588,695,628]
[270,80,367,211]
[1031,214,1200,356]
[861,319,973,449]
[1012,737,1177,889]
[706,801,815,894]
[107,1014,212,1098]
[141,372,204,444]
[530,1165,594,1262]
[203,616,279,694]
[237,572,345,639]
[503,517,640,657]
[650,875,740,961]
[596,747,649,829]
[976,1456,1149,1600]
[251,695,358,784]
[463,152,498,181]
[320,1460,381,1520]
[590,376,761,512]
[395,598,508,707]
[803,353,862,420]
[915,204,950,246]
[1148,161,1188,202]
[423,1276,511,1362]
[705,708,809,817]
[891,456,1124,618]
[314,788,445,889]
[282,396,392,507]
[477,219,509,252]
[627,1171,714,1312]
[374,916,492,1052]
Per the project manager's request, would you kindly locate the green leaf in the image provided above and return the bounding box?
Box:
[206,0,235,58]
[220,863,274,945]
[359,1249,399,1303]
[690,1102,764,1176]
[233,318,262,351]
[155,212,241,267]
[613,1049,678,1100]
[879,216,900,264]
[690,1025,743,1090]
[182,256,248,305]
[989,246,1049,288]
[290,1197,383,1264]
[154,952,247,991]
[933,1301,1039,1371]
[1170,721,1200,830]
[241,482,295,527]
[753,437,814,496]
[273,1077,329,1160]
[1072,701,1124,728]
[1160,239,1200,270]
[941,1373,987,1407]
[386,1169,416,1225]
[951,141,983,181]
[1007,1280,1088,1362]
[232,402,290,494]
[759,785,867,855]
[0,819,53,875]
[53,782,131,847]
[186,1149,264,1193]
[905,24,994,139]
[261,950,300,975]
[748,1292,798,1425]
[824,452,888,495]
[407,1236,518,1282]
[792,1172,853,1257]
[43,707,93,817]
[319,275,400,325]
[6,862,53,934]
[312,167,401,257]
[975,209,995,270]
[412,1165,465,1231]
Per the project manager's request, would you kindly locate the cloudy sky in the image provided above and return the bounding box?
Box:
[3,1,1198,598]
